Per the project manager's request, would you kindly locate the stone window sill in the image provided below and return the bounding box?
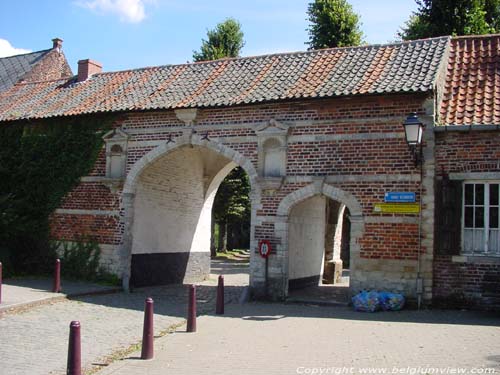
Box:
[452,255,500,264]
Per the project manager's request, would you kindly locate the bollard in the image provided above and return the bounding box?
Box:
[0,262,2,304]
[216,275,224,315]
[67,321,81,375]
[187,284,197,332]
[141,297,154,360]
[53,258,61,293]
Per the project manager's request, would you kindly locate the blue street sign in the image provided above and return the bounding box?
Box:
[384,192,416,203]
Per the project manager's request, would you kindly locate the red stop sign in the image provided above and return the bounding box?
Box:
[258,240,272,258]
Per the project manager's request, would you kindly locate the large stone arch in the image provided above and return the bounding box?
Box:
[275,181,365,297]
[119,133,260,290]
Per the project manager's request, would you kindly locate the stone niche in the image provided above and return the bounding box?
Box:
[103,128,129,180]
[256,119,289,190]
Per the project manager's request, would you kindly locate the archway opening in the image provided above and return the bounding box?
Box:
[287,194,351,302]
[129,145,250,288]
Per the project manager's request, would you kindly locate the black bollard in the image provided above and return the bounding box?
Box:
[187,285,197,332]
[141,297,154,360]
[67,321,81,375]
[53,259,61,293]
[216,275,224,315]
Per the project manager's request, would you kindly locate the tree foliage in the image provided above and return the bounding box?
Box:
[306,0,363,49]
[399,0,500,40]
[0,115,113,276]
[193,18,245,62]
[212,167,250,252]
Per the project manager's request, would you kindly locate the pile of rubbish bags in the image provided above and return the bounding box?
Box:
[352,290,405,312]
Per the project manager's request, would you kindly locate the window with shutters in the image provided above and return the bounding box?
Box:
[463,182,500,256]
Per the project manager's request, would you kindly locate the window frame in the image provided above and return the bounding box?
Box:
[462,180,500,256]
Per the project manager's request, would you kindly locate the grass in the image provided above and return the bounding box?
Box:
[215,249,249,261]
[84,320,187,375]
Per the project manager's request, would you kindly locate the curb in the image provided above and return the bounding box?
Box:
[0,286,122,317]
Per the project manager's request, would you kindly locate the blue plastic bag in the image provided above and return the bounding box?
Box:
[378,291,405,311]
[352,291,405,312]
[352,291,380,312]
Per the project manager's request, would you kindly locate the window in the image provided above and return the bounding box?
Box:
[463,182,500,256]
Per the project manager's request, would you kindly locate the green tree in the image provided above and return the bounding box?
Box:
[212,167,250,256]
[399,0,500,40]
[193,18,245,62]
[306,0,363,49]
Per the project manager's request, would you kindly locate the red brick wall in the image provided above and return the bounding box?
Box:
[434,130,500,310]
[22,49,73,83]
[50,213,120,245]
[50,93,428,261]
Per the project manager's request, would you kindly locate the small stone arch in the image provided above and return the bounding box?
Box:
[275,182,364,297]
[277,182,363,218]
[119,133,261,290]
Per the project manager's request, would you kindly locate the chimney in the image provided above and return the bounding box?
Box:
[52,38,63,52]
[77,59,102,82]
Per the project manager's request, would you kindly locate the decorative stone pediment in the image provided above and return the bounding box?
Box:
[103,128,129,143]
[255,119,290,138]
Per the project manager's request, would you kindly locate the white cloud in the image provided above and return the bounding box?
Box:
[78,0,152,23]
[0,39,31,58]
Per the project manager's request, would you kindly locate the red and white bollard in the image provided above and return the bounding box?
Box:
[141,297,154,360]
[216,275,224,315]
[187,285,197,332]
[53,258,61,293]
[67,321,81,375]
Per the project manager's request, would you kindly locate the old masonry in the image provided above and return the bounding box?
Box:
[0,35,499,310]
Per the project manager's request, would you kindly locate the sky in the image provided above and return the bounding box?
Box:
[0,0,418,73]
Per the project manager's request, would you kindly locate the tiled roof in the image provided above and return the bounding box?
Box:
[439,35,500,125]
[0,49,51,93]
[0,37,450,122]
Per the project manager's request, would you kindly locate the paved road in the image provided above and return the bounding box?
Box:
[2,256,500,375]
[99,303,500,375]
[0,259,248,375]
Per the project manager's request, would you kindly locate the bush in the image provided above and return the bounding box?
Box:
[58,240,120,285]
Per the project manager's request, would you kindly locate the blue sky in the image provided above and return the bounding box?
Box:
[0,0,418,73]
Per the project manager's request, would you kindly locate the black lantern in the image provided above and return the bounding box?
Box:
[403,112,424,165]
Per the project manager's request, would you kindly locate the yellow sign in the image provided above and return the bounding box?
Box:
[373,203,420,214]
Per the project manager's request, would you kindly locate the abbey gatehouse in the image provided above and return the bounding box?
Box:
[1,35,499,310]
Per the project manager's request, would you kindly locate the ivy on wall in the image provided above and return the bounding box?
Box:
[0,114,115,277]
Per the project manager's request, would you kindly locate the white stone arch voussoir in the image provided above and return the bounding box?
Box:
[123,134,260,195]
[276,183,363,219]
[275,182,364,297]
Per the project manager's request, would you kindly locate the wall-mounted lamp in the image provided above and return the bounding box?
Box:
[403,112,424,166]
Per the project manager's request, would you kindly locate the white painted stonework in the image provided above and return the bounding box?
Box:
[288,195,327,281]
[131,146,232,255]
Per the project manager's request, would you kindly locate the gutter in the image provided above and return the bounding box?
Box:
[434,124,500,132]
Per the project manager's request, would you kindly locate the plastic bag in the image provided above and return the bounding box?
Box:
[352,291,405,312]
[378,291,405,311]
[352,290,380,312]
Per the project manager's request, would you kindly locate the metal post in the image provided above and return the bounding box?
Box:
[141,297,154,359]
[0,262,2,304]
[187,285,197,332]
[265,256,269,299]
[53,259,61,293]
[216,275,224,315]
[67,321,81,375]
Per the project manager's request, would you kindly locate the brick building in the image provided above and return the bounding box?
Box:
[0,38,72,94]
[0,35,498,310]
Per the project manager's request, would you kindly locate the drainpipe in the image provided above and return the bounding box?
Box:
[416,138,424,309]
